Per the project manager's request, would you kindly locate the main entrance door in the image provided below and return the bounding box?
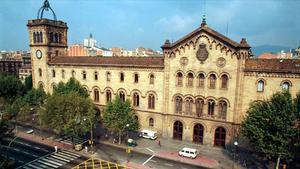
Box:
[214,127,226,147]
[173,121,183,140]
[193,123,204,144]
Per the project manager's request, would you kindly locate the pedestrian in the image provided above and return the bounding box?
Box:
[54,145,58,153]
[158,140,161,148]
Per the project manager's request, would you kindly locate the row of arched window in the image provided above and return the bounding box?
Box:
[257,79,292,92]
[176,71,229,89]
[92,89,156,110]
[49,32,62,43]
[44,69,156,85]
[33,32,43,43]
[174,96,228,120]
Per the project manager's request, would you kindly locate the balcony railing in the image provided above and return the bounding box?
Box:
[175,111,227,121]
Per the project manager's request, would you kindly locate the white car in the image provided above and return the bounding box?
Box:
[179,147,198,159]
[26,129,34,134]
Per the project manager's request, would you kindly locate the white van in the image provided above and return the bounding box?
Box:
[178,147,198,159]
[139,130,157,140]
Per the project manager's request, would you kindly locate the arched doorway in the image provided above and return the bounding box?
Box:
[173,121,183,140]
[193,123,204,144]
[214,127,226,147]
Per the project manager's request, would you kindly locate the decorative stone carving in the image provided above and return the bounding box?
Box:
[216,57,226,68]
[196,43,208,63]
[180,57,188,66]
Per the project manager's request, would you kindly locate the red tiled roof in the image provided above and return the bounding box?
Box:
[48,56,164,68]
[257,53,277,59]
[244,59,300,73]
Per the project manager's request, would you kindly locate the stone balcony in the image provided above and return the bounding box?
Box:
[175,111,227,121]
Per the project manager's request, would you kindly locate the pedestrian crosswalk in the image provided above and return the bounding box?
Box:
[17,150,81,169]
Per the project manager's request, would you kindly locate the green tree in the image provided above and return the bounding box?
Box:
[54,77,89,98]
[24,74,33,92]
[0,73,25,102]
[103,96,139,144]
[241,91,298,168]
[39,92,96,146]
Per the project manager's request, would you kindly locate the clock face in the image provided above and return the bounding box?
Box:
[36,50,42,59]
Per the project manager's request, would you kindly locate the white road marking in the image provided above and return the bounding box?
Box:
[146,148,154,153]
[150,159,157,163]
[142,154,155,165]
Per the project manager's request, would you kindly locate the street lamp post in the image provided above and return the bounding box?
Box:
[233,141,238,169]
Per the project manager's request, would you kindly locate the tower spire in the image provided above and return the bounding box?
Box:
[201,0,207,27]
[37,0,57,20]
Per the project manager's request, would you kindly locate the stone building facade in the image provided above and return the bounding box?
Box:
[27,1,300,147]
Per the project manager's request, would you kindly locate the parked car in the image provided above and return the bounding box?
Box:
[26,129,34,134]
[127,138,137,147]
[178,147,198,159]
[139,129,157,140]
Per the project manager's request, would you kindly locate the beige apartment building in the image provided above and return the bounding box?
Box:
[27,1,300,147]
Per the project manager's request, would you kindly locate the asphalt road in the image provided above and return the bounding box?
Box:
[11,124,207,169]
[95,143,204,169]
[0,136,87,169]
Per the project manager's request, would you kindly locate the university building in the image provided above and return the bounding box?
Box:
[28,1,300,147]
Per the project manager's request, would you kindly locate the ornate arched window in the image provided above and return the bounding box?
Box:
[94,89,99,102]
[106,72,111,81]
[175,96,183,114]
[185,97,193,114]
[38,82,44,90]
[119,91,125,102]
[187,73,194,87]
[149,74,155,84]
[282,81,290,91]
[94,71,98,80]
[257,80,264,92]
[134,73,139,83]
[207,99,215,116]
[106,90,112,103]
[221,74,228,89]
[52,69,56,78]
[61,69,65,79]
[209,74,216,89]
[198,73,205,88]
[196,98,204,117]
[149,118,154,127]
[33,32,37,43]
[38,68,42,77]
[133,92,140,107]
[148,94,155,109]
[49,32,54,43]
[120,72,124,82]
[72,70,76,77]
[82,71,87,80]
[218,100,227,119]
[176,72,183,86]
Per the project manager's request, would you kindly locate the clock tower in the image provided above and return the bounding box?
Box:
[27,0,68,89]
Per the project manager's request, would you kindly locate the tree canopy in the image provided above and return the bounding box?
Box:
[24,74,33,92]
[103,96,139,144]
[39,92,96,144]
[0,73,25,102]
[241,91,299,165]
[53,77,89,98]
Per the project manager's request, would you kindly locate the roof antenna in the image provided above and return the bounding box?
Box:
[226,22,229,36]
[201,0,207,27]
